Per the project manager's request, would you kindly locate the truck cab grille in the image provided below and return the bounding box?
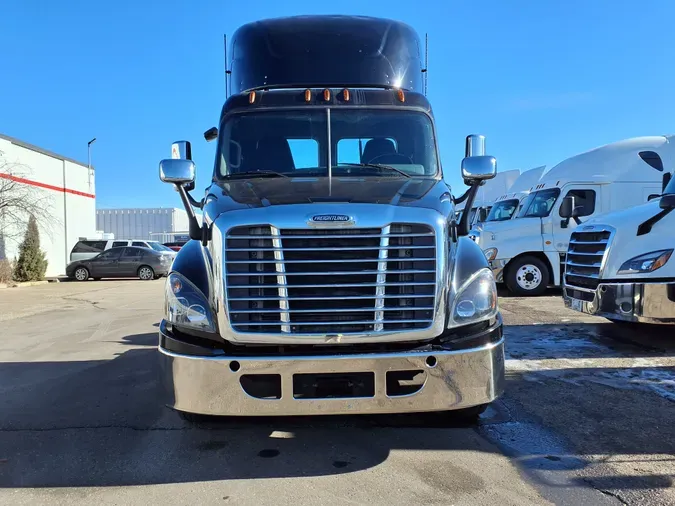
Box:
[564,229,611,300]
[224,224,437,334]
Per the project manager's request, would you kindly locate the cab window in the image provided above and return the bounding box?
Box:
[559,189,596,217]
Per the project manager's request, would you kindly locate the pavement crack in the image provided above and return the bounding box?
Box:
[581,477,629,505]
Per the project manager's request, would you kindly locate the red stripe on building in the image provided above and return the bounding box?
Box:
[0,173,95,199]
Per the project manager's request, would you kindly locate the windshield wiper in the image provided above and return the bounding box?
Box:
[224,170,289,179]
[337,163,411,178]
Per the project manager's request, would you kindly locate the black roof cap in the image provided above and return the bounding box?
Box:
[228,15,425,93]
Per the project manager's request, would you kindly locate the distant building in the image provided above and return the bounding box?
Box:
[96,207,198,243]
[0,133,97,278]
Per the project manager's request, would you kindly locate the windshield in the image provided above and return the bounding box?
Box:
[664,173,675,194]
[517,188,561,218]
[148,242,170,252]
[216,109,439,179]
[486,198,520,222]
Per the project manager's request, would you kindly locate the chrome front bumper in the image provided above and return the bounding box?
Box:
[489,259,508,283]
[563,281,675,325]
[158,335,505,417]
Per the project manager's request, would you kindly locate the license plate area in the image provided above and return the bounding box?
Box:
[293,372,375,399]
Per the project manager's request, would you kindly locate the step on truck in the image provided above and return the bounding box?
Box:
[156,15,505,422]
[562,170,675,325]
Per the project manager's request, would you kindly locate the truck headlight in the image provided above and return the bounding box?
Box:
[449,268,498,327]
[165,272,216,332]
[483,248,498,261]
[618,249,673,274]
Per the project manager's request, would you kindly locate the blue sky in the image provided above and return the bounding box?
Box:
[2,0,674,208]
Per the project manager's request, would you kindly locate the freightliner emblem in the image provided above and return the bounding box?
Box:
[307,214,355,227]
[311,215,351,222]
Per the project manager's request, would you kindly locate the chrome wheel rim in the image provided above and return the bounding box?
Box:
[139,267,153,280]
[75,268,87,281]
[516,264,542,291]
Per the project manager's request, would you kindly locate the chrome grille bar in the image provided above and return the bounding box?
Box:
[270,226,290,333]
[374,225,391,332]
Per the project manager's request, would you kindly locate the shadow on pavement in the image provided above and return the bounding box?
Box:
[0,329,673,502]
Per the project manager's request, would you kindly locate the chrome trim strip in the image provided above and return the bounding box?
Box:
[374,224,390,332]
[271,226,290,333]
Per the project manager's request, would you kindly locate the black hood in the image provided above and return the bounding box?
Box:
[202,177,452,220]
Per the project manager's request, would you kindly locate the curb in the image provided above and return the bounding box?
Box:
[0,280,50,289]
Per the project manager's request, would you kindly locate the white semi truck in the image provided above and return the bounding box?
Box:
[562,170,674,325]
[455,169,520,227]
[480,165,547,224]
[156,15,505,423]
[475,135,671,296]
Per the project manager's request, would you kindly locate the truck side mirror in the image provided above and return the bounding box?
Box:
[478,207,489,222]
[660,193,675,210]
[663,172,672,193]
[204,127,218,142]
[461,156,497,183]
[160,159,196,185]
[559,195,581,228]
[171,141,192,160]
[559,196,576,218]
[460,134,497,184]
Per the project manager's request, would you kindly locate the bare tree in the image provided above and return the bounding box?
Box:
[0,149,60,258]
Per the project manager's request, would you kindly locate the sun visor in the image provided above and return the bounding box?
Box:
[228,16,425,94]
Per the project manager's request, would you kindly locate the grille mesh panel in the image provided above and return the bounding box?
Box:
[225,224,437,334]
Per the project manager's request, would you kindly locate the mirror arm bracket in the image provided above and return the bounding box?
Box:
[457,183,480,236]
[175,184,203,240]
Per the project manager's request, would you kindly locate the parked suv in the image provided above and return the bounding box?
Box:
[70,239,176,262]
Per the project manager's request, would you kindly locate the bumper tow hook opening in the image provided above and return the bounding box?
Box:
[425,355,438,368]
[229,361,241,373]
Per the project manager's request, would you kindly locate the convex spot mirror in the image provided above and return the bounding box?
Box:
[461,156,497,183]
[160,159,196,185]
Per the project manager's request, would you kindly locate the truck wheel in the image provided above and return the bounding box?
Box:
[74,267,89,282]
[436,404,489,425]
[138,266,155,281]
[505,256,549,296]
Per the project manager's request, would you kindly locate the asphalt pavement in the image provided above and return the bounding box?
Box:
[0,280,673,505]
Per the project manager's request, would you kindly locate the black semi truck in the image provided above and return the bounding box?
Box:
[157,15,505,422]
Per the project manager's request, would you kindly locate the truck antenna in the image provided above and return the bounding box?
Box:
[224,34,231,98]
[423,33,428,96]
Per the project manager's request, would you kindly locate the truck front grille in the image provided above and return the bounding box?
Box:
[224,224,437,334]
[563,229,611,300]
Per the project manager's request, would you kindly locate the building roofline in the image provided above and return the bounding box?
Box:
[0,132,91,169]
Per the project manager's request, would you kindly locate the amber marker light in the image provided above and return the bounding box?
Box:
[304,89,312,102]
[397,89,405,102]
[323,88,331,101]
[248,91,256,104]
[342,88,350,101]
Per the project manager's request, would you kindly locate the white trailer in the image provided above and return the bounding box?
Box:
[476,135,671,295]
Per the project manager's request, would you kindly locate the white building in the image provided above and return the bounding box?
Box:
[96,207,195,242]
[0,133,97,278]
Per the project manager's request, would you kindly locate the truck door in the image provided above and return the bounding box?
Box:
[551,186,601,253]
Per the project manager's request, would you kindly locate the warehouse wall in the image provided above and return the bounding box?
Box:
[96,208,189,240]
[0,135,96,278]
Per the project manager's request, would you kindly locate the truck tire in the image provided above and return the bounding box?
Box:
[436,403,489,426]
[505,256,550,296]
